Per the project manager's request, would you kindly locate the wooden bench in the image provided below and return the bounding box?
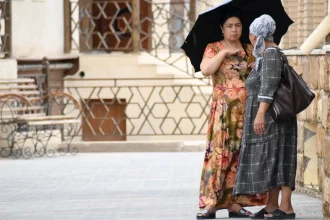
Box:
[0,78,42,102]
[0,80,80,158]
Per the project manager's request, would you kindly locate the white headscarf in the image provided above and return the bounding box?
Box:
[249,14,276,70]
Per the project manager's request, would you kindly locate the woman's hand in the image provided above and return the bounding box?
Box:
[248,62,255,68]
[254,112,265,135]
[223,49,241,57]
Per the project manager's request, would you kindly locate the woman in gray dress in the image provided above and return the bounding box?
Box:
[233,15,297,219]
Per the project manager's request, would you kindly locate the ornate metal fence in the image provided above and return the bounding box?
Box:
[64,0,215,82]
[48,78,212,140]
[0,0,11,58]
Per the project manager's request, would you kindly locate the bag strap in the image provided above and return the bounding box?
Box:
[268,47,290,67]
[265,46,287,82]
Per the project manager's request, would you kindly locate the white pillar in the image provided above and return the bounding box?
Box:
[300,15,330,54]
[300,0,330,54]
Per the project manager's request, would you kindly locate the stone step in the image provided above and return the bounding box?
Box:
[61,140,205,153]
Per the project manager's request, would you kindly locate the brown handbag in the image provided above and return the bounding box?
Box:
[269,48,315,121]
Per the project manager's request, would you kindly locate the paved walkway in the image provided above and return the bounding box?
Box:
[0,153,323,220]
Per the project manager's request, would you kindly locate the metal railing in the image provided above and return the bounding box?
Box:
[64,0,215,83]
[47,78,212,139]
[0,0,11,58]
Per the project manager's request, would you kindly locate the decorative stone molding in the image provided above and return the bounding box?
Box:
[287,53,330,217]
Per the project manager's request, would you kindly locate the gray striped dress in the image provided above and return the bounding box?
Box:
[232,47,297,195]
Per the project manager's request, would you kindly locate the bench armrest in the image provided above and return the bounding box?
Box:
[0,94,33,106]
[30,92,79,109]
[0,93,33,123]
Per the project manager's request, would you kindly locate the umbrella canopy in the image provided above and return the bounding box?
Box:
[181,0,293,72]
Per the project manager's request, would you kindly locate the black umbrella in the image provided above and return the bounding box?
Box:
[181,0,293,72]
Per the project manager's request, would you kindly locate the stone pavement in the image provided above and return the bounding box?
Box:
[0,153,323,220]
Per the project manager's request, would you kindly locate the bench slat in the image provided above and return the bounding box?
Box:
[0,91,40,96]
[0,85,38,90]
[17,115,76,121]
[0,79,35,84]
[1,106,43,112]
[27,119,80,126]
[0,113,46,120]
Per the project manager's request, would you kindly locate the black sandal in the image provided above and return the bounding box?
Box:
[249,208,269,219]
[265,209,295,219]
[228,208,252,218]
[196,209,216,219]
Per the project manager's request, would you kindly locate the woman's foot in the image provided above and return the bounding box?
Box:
[249,206,278,219]
[196,205,216,219]
[264,205,279,212]
[249,208,268,219]
[264,204,294,218]
[228,203,252,218]
[264,209,295,219]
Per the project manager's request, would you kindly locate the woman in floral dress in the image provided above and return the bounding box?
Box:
[196,12,268,219]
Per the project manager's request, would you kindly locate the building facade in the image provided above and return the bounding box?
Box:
[1,0,330,217]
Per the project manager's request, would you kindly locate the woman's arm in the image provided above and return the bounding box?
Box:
[200,44,241,76]
[200,51,227,76]
[254,48,282,135]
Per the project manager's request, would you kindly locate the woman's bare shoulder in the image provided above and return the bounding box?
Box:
[203,41,223,59]
[211,41,223,50]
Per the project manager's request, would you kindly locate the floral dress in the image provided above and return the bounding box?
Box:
[199,41,268,210]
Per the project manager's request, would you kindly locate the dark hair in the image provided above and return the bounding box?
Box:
[220,10,243,27]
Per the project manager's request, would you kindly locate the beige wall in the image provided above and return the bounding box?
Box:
[287,53,330,217]
[0,59,17,79]
[197,0,226,14]
[281,0,328,49]
[11,0,64,58]
[77,53,158,79]
[11,0,329,57]
[65,53,211,141]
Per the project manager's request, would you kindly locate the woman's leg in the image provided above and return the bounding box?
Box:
[264,187,280,213]
[249,188,279,218]
[265,186,294,218]
[228,203,246,212]
[278,186,294,213]
[229,193,269,217]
